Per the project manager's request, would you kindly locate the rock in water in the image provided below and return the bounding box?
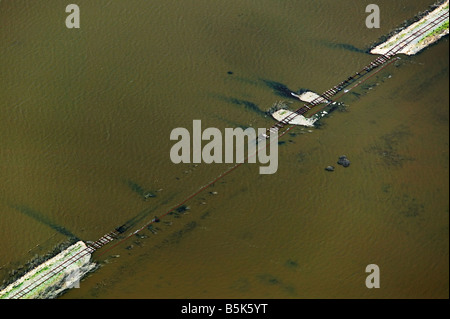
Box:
[337,155,351,167]
[325,166,335,172]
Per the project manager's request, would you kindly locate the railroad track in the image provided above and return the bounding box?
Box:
[263,8,449,138]
[8,231,119,299]
[7,8,449,299]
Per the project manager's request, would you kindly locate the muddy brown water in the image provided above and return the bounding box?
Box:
[0,0,448,298]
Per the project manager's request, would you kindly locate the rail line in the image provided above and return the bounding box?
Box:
[7,8,449,299]
[266,8,449,137]
[8,231,118,299]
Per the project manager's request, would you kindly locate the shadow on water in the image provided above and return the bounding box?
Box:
[319,40,369,54]
[228,98,264,115]
[127,180,146,197]
[260,79,310,99]
[10,188,180,244]
[1,203,81,290]
[214,94,266,117]
[10,204,79,240]
[126,180,157,199]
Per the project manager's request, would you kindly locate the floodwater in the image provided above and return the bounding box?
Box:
[0,0,448,299]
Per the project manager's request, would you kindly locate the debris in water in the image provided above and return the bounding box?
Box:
[337,155,351,167]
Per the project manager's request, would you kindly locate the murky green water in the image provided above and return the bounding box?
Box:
[1,0,448,298]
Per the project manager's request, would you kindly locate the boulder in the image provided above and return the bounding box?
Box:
[337,155,351,167]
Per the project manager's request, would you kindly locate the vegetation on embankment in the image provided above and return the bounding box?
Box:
[370,0,449,55]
